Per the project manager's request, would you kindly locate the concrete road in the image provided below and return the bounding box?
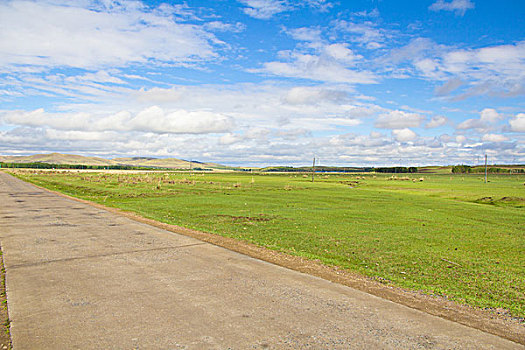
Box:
[0,172,522,349]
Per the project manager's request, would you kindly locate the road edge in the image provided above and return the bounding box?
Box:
[0,248,12,350]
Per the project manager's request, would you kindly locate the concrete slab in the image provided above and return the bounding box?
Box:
[0,172,522,349]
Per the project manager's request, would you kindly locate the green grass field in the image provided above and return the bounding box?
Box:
[11,170,525,318]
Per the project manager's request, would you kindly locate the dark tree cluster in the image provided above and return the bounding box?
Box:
[374,167,418,173]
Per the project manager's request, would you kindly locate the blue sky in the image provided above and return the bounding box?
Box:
[0,0,524,166]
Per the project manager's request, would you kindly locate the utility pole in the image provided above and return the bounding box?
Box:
[484,154,488,183]
[312,157,316,183]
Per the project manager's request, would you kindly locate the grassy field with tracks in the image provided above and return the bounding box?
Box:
[10,170,525,318]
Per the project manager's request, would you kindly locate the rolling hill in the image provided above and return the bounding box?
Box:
[0,153,224,169]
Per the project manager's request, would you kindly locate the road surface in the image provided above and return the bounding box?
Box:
[0,172,522,349]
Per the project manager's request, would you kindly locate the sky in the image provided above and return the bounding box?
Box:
[0,0,524,167]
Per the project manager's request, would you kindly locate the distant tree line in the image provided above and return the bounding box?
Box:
[261,166,374,173]
[451,165,524,174]
[374,167,418,173]
[451,165,472,173]
[472,167,523,174]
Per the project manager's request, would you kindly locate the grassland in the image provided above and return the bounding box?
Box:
[10,170,525,318]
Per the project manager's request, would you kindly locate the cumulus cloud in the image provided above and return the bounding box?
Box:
[481,134,509,142]
[238,0,331,19]
[282,87,350,105]
[0,0,218,71]
[258,54,375,83]
[429,0,475,16]
[426,115,449,128]
[130,83,378,129]
[254,50,376,84]
[330,133,389,147]
[387,38,436,65]
[238,0,289,19]
[134,87,185,104]
[2,107,234,134]
[392,128,417,142]
[287,27,323,43]
[387,39,525,100]
[441,43,525,87]
[128,107,234,134]
[435,78,463,96]
[456,119,484,130]
[253,21,379,84]
[479,108,501,123]
[509,113,525,132]
[374,110,424,129]
[455,135,467,144]
[324,44,361,63]
[302,0,332,12]
[204,21,246,33]
[333,19,387,50]
[457,108,501,130]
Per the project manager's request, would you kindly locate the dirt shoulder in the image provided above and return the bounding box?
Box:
[0,250,12,350]
[25,181,525,345]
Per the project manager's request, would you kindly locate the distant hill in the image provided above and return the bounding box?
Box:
[0,153,226,170]
[0,153,114,166]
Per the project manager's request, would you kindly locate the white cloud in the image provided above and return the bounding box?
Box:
[387,38,436,65]
[392,128,417,142]
[204,21,246,33]
[0,0,218,71]
[2,107,234,134]
[442,43,525,85]
[219,133,243,145]
[435,78,463,96]
[255,52,376,84]
[330,133,388,148]
[481,134,509,142]
[282,86,349,105]
[456,108,501,130]
[128,107,234,134]
[479,108,500,123]
[455,135,467,144]
[456,119,483,130]
[333,20,386,50]
[429,0,475,16]
[238,0,331,19]
[509,113,525,132]
[131,83,376,127]
[253,27,375,83]
[45,129,119,142]
[324,44,360,63]
[387,39,525,99]
[1,80,522,166]
[238,0,289,19]
[441,43,525,97]
[426,115,449,128]
[375,110,424,129]
[134,87,185,104]
[302,0,332,12]
[65,71,126,85]
[287,27,323,43]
